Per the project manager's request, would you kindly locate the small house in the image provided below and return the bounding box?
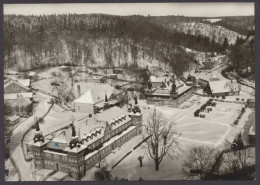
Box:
[110,74,117,79]
[28,71,38,80]
[199,113,206,118]
[208,79,240,96]
[6,115,20,125]
[247,97,255,108]
[92,76,104,83]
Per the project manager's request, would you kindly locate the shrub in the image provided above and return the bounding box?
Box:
[216,95,219,98]
[222,96,225,99]
[234,120,238,125]
[194,109,200,117]
[236,98,240,101]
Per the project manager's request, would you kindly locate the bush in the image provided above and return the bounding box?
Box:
[236,98,240,101]
[194,109,200,117]
[234,120,239,125]
[222,96,225,99]
[216,95,219,98]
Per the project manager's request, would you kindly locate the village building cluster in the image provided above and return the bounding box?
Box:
[4,63,255,181]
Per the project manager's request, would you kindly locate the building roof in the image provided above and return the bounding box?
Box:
[208,79,240,94]
[150,76,170,83]
[96,106,129,122]
[92,76,103,80]
[49,107,131,148]
[7,115,20,122]
[4,80,29,90]
[4,79,11,84]
[210,72,220,81]
[28,71,37,76]
[17,79,31,87]
[4,92,33,100]
[6,71,18,75]
[148,78,192,96]
[73,84,116,104]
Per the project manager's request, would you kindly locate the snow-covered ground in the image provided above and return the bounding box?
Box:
[107,96,252,180]
[5,159,19,181]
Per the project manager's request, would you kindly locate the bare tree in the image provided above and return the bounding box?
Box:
[142,108,180,171]
[222,147,254,175]
[94,159,112,181]
[51,79,75,103]
[63,66,78,87]
[182,146,216,180]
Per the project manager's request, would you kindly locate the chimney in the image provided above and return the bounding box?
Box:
[77,85,81,98]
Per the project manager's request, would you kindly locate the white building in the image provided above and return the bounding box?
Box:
[208,79,240,96]
[73,84,123,115]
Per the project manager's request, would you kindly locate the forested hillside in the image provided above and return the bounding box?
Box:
[212,16,254,36]
[4,14,221,75]
[4,14,254,78]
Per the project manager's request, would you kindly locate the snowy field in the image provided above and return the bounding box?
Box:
[106,96,251,180]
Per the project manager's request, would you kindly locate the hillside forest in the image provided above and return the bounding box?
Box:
[4,14,255,79]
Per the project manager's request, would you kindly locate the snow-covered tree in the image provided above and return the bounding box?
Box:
[142,108,180,171]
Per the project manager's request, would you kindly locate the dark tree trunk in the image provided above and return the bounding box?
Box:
[139,160,143,167]
[155,161,159,171]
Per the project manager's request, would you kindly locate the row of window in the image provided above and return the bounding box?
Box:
[34,151,41,157]
[44,160,54,166]
[44,153,68,162]
[86,128,137,165]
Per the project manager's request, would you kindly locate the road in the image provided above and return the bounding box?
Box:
[7,102,53,181]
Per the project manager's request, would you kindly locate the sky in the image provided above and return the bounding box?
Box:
[4,3,254,17]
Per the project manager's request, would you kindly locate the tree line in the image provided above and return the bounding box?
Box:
[229,36,255,79]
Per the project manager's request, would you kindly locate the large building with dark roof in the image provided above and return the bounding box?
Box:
[29,103,142,180]
[146,76,194,107]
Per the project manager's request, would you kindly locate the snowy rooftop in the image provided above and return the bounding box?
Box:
[64,144,87,153]
[6,70,18,75]
[92,76,103,80]
[4,92,33,100]
[48,107,132,148]
[17,79,31,87]
[4,80,29,90]
[28,71,37,76]
[73,83,116,104]
[7,115,20,122]
[150,76,170,83]
[208,79,240,94]
[95,106,129,122]
[149,78,192,96]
